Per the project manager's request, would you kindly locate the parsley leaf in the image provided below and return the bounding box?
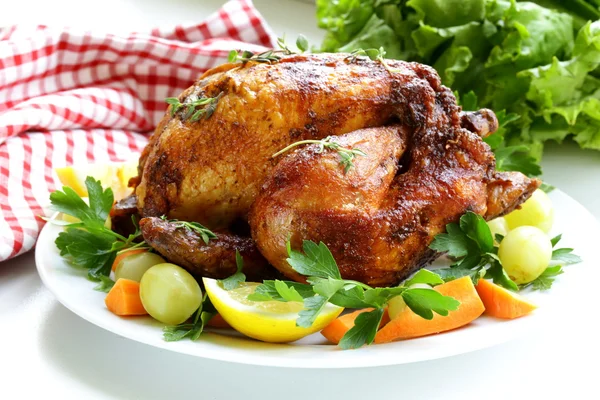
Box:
[339,308,384,350]
[94,275,115,293]
[51,176,144,283]
[247,280,314,302]
[459,212,494,253]
[551,248,582,265]
[297,295,329,328]
[550,234,562,247]
[524,265,564,291]
[429,223,470,257]
[401,288,460,320]
[485,260,519,291]
[404,269,444,287]
[435,265,485,284]
[50,177,113,225]
[287,240,341,279]
[284,241,460,331]
[220,250,246,290]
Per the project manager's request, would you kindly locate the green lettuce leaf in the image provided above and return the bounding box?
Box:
[317,0,600,166]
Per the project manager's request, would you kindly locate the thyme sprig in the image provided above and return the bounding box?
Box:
[346,47,400,74]
[272,136,367,173]
[165,92,223,122]
[160,216,217,245]
[228,35,310,65]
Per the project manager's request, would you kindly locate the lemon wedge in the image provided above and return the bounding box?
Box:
[203,278,343,343]
[55,159,138,201]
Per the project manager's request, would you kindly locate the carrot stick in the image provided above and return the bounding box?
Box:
[476,279,537,319]
[374,276,485,344]
[105,278,147,316]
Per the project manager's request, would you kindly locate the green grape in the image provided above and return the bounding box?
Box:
[387,295,406,320]
[487,217,509,241]
[505,189,554,233]
[139,263,202,325]
[498,226,552,285]
[115,252,166,282]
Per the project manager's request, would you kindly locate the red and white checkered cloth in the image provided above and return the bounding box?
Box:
[0,0,276,262]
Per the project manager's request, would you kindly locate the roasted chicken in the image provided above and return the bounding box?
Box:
[127,53,540,286]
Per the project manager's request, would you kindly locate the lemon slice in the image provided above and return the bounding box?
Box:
[55,159,138,201]
[203,278,343,343]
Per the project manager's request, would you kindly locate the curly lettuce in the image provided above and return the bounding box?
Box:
[316,0,600,171]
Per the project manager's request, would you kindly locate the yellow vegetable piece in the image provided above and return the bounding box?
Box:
[54,159,138,201]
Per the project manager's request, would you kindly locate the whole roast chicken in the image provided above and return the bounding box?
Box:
[117,53,540,287]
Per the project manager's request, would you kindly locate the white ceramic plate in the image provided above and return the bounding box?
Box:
[35,189,598,368]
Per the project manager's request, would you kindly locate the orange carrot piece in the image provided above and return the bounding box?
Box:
[374,276,485,344]
[476,279,537,319]
[206,313,232,329]
[321,308,390,345]
[111,248,147,271]
[105,278,148,316]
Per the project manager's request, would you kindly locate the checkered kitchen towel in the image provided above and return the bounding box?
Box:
[0,0,276,261]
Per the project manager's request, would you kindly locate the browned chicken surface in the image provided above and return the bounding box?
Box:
[129,53,540,286]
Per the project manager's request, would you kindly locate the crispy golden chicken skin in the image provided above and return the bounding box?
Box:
[132,53,539,286]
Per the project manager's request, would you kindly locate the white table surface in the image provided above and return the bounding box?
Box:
[1,1,599,399]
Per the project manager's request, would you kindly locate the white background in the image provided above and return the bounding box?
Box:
[1,1,599,399]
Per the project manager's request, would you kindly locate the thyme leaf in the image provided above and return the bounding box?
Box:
[160,216,217,245]
[346,46,400,73]
[165,92,223,122]
[272,136,367,173]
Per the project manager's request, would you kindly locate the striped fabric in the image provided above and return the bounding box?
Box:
[0,0,276,261]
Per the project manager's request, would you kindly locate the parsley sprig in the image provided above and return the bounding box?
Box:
[272,136,367,173]
[248,241,459,349]
[159,215,217,245]
[430,212,581,291]
[165,92,223,122]
[50,177,143,291]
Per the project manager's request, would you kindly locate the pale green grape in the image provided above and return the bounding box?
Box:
[140,263,202,325]
[387,295,406,320]
[498,226,552,285]
[487,217,509,240]
[505,189,554,232]
[115,252,166,282]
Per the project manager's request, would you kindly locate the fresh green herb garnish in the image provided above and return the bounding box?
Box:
[272,136,367,173]
[523,265,564,291]
[519,234,581,291]
[430,211,509,286]
[163,293,217,341]
[346,46,399,73]
[165,92,223,122]
[94,275,116,293]
[220,250,246,290]
[249,240,460,349]
[296,34,309,53]
[228,35,310,65]
[51,177,143,287]
[431,213,580,292]
[160,215,217,245]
